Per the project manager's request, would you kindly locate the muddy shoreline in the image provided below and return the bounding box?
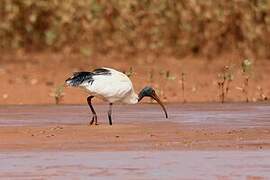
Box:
[1,104,270,152]
[1,123,270,152]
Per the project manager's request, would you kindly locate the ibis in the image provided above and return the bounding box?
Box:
[65,67,168,125]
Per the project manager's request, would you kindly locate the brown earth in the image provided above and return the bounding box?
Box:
[0,52,269,105]
[1,122,270,151]
[1,103,269,151]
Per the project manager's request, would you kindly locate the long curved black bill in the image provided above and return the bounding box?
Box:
[150,92,168,118]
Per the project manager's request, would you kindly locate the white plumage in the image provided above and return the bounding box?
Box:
[65,67,168,125]
[81,68,138,104]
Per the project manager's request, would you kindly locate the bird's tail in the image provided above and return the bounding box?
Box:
[65,72,93,87]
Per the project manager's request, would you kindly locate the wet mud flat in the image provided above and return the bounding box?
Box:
[0,103,270,179]
[1,151,270,179]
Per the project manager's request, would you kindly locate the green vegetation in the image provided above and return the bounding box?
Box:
[180,72,186,103]
[51,84,65,105]
[148,69,154,103]
[123,67,134,78]
[148,69,155,87]
[241,59,253,102]
[1,0,270,58]
[217,65,234,103]
[257,86,268,101]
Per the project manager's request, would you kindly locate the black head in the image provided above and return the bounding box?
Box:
[138,86,168,118]
[138,86,155,101]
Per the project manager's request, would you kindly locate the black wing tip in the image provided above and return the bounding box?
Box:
[65,68,111,87]
[73,71,91,76]
[92,68,111,75]
[65,71,93,87]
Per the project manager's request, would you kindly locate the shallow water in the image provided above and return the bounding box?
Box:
[0,103,270,127]
[0,151,270,179]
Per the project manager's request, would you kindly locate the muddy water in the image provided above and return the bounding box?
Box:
[0,103,270,127]
[1,151,270,179]
[1,103,270,179]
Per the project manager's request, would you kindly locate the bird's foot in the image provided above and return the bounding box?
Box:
[89,114,98,126]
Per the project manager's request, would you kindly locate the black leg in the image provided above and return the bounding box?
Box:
[108,103,113,125]
[87,96,98,125]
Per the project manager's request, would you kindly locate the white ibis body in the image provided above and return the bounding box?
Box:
[65,67,168,125]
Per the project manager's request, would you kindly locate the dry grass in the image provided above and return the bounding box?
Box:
[1,0,270,58]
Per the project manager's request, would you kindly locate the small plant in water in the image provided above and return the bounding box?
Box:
[164,70,176,101]
[165,70,176,81]
[148,69,154,84]
[217,66,234,103]
[148,69,155,103]
[257,86,268,101]
[241,59,252,102]
[180,72,186,103]
[51,84,65,104]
